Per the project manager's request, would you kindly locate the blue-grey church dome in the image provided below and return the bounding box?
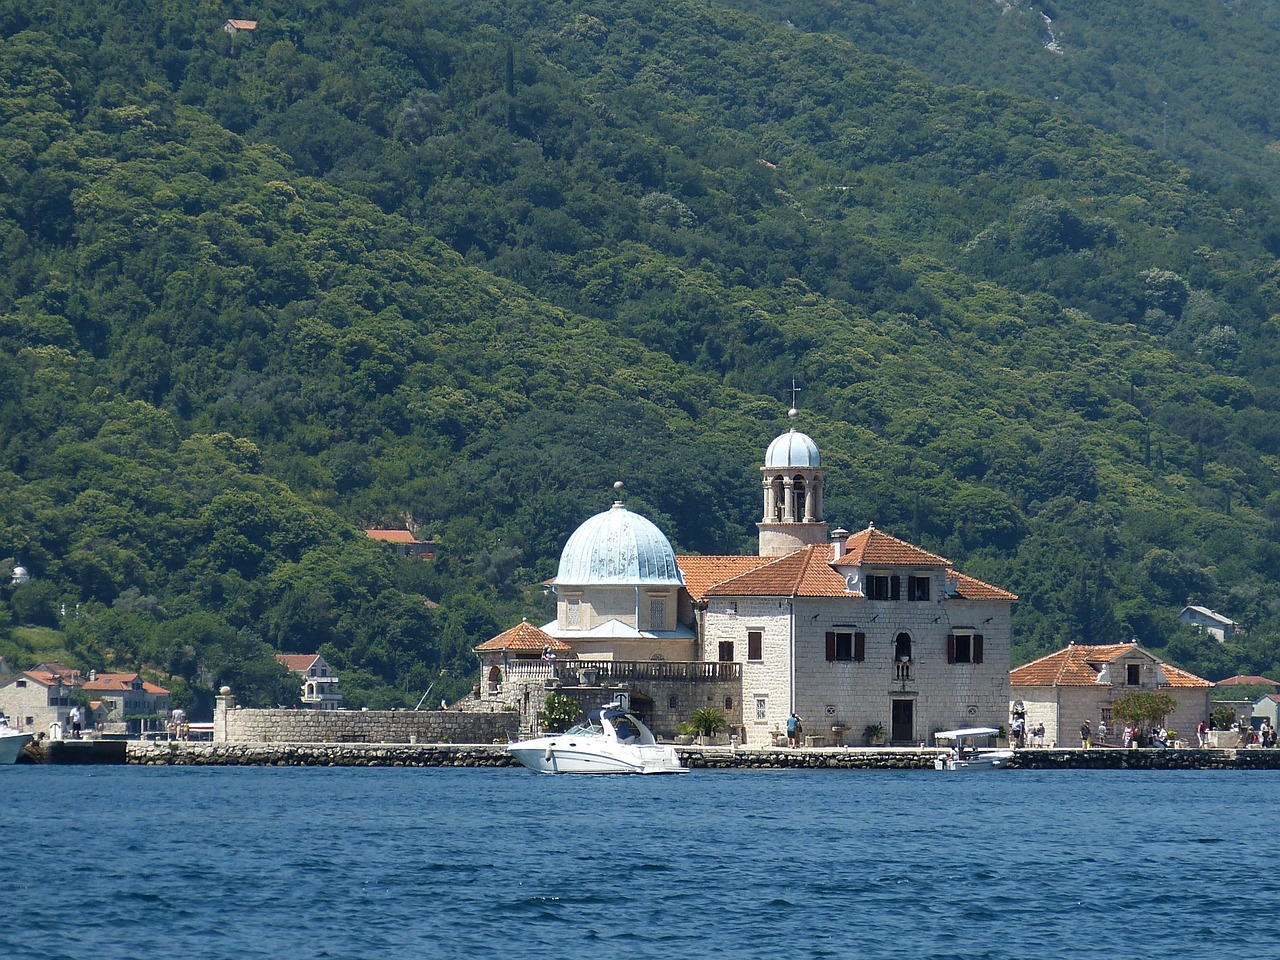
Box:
[764,429,820,469]
[556,502,683,586]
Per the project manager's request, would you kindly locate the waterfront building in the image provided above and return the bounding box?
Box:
[1010,642,1211,747]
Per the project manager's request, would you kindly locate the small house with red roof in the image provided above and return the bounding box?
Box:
[223,19,258,34]
[275,654,342,709]
[365,529,435,559]
[474,620,571,705]
[1010,643,1211,747]
[82,672,171,734]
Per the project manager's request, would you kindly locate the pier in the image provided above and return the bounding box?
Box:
[23,739,1280,770]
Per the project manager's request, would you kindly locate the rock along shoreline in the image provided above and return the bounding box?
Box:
[32,740,1280,770]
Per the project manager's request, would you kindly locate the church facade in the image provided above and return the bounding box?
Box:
[477,416,1017,747]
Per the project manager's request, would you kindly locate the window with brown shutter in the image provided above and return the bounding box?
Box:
[854,631,866,662]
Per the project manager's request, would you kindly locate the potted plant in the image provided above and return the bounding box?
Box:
[691,707,727,745]
[864,723,886,747]
[675,722,697,746]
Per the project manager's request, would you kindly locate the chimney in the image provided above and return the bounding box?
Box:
[830,527,849,561]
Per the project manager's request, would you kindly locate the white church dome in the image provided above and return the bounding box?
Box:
[556,501,683,587]
[764,428,820,469]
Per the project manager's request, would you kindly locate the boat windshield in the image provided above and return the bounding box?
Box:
[563,721,603,737]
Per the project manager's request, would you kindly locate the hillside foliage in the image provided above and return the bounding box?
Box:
[3,0,1280,711]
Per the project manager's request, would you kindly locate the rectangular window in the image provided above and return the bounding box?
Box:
[755,697,767,721]
[826,632,866,662]
[649,598,666,629]
[747,631,763,661]
[1127,663,1140,685]
[868,576,891,600]
[908,575,930,601]
[947,634,984,664]
[718,641,735,662]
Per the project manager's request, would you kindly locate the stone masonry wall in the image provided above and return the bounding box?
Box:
[215,695,514,744]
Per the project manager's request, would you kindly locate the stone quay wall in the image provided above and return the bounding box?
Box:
[129,741,517,766]
[122,741,1280,770]
[215,697,515,746]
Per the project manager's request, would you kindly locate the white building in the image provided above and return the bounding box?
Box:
[1178,604,1237,641]
[275,654,343,709]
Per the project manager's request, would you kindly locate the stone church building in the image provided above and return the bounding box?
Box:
[475,413,1017,747]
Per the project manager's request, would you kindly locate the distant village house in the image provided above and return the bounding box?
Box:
[275,654,343,709]
[223,19,258,35]
[365,529,435,559]
[1178,604,1236,641]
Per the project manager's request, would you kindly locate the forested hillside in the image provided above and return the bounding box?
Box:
[3,0,1280,712]
[728,0,1280,194]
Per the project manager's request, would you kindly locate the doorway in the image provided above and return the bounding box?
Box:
[891,699,914,744]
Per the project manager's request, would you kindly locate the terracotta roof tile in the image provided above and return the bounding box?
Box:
[475,620,572,653]
[948,569,1019,602]
[704,546,850,598]
[1215,675,1280,687]
[275,654,319,672]
[676,555,773,601]
[1010,643,1212,688]
[366,529,423,544]
[840,525,949,566]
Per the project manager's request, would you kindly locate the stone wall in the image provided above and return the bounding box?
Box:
[214,692,515,744]
[120,741,1280,770]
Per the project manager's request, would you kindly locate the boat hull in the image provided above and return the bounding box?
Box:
[508,740,686,775]
[0,731,34,764]
[934,750,1014,771]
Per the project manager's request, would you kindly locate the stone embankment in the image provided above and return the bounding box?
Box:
[117,741,1280,770]
[128,741,517,767]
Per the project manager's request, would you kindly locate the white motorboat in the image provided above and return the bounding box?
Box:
[0,725,34,764]
[509,706,687,774]
[933,727,1014,771]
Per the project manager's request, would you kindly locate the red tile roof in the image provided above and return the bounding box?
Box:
[1215,675,1280,687]
[475,620,572,653]
[366,529,423,544]
[676,555,773,601]
[679,538,1016,603]
[82,672,171,695]
[1010,643,1211,688]
[840,524,950,566]
[704,545,851,598]
[948,569,1018,602]
[275,654,320,673]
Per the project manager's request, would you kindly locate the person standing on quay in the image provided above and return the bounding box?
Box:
[1080,719,1091,749]
[787,712,803,748]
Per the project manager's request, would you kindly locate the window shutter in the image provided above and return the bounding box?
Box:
[973,634,984,664]
[825,631,836,662]
[947,634,956,664]
[854,632,866,663]
[890,575,900,600]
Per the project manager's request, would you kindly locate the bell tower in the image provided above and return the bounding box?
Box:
[758,408,827,557]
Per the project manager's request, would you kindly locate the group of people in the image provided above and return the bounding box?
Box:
[1011,716,1046,748]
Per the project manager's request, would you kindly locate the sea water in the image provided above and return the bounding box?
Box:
[1,765,1270,960]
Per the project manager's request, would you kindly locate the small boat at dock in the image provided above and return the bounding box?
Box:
[933,726,1014,771]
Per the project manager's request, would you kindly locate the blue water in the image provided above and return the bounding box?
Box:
[1,766,1269,959]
